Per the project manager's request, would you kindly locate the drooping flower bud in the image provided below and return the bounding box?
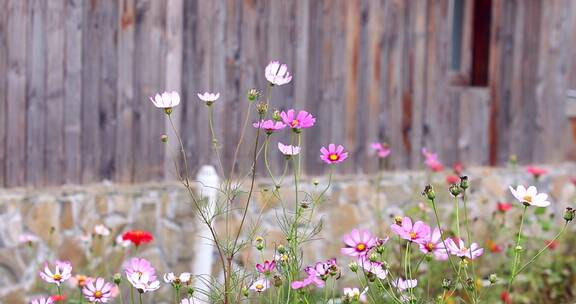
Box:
[272,110,281,122]
[423,185,436,200]
[348,262,359,273]
[256,103,268,116]
[393,216,403,225]
[459,175,469,190]
[255,236,265,251]
[113,273,122,285]
[273,275,282,287]
[160,134,168,143]
[277,244,286,254]
[442,278,451,290]
[489,273,498,284]
[563,207,575,222]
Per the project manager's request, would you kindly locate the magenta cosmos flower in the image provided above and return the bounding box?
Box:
[320,144,348,164]
[418,227,448,260]
[150,91,180,109]
[445,238,484,259]
[39,260,72,286]
[265,61,292,86]
[256,260,276,275]
[358,257,388,279]
[31,298,54,304]
[83,278,114,303]
[421,148,443,172]
[371,142,391,159]
[280,109,316,130]
[253,119,286,134]
[390,217,431,244]
[341,229,377,257]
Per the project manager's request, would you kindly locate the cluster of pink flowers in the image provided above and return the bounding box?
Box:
[291,258,340,290]
[370,142,391,159]
[422,148,443,172]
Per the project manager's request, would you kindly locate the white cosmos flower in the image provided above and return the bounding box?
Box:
[197,92,220,104]
[93,224,110,236]
[163,272,191,285]
[150,91,180,109]
[265,61,292,86]
[278,142,301,156]
[343,287,368,302]
[127,272,160,293]
[509,185,550,207]
[392,277,417,291]
[249,278,269,293]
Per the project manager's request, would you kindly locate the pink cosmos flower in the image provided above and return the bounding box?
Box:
[291,259,339,290]
[68,275,94,289]
[390,217,431,244]
[250,278,270,293]
[341,229,378,257]
[82,278,114,303]
[124,258,157,281]
[320,144,348,164]
[18,232,40,245]
[418,228,448,260]
[280,109,316,129]
[127,271,160,293]
[197,92,220,105]
[265,61,292,86]
[422,148,443,172]
[392,277,418,291]
[358,257,388,279]
[39,260,73,286]
[253,120,286,134]
[446,238,484,259]
[256,260,276,275]
[527,166,547,179]
[31,298,54,304]
[509,185,550,207]
[278,142,301,156]
[370,143,391,159]
[180,298,194,304]
[150,91,180,109]
[343,287,368,303]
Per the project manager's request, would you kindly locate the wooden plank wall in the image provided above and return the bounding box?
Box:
[0,0,574,188]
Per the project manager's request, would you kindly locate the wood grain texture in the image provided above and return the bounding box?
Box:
[0,0,574,187]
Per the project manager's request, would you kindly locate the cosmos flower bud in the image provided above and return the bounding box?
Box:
[272,110,281,122]
[348,262,359,273]
[256,103,268,116]
[247,88,259,102]
[255,236,264,251]
[514,245,523,253]
[449,184,461,197]
[366,272,376,282]
[459,176,469,190]
[160,134,168,143]
[113,273,122,285]
[563,207,575,222]
[489,273,498,284]
[273,275,282,287]
[187,287,194,296]
[442,278,451,290]
[313,180,319,186]
[375,245,385,255]
[277,244,286,254]
[299,200,311,209]
[369,253,378,263]
[242,287,249,297]
[423,185,436,200]
[393,216,403,225]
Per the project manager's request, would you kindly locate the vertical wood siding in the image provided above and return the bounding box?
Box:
[0,0,574,187]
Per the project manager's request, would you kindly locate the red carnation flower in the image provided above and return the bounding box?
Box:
[497,202,513,213]
[527,166,547,179]
[122,230,153,246]
[51,294,66,302]
[446,174,460,185]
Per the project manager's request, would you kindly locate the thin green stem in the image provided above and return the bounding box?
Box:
[207,105,226,176]
[507,205,528,293]
[139,292,143,304]
[263,136,278,186]
[454,195,461,239]
[514,221,568,277]
[130,287,135,304]
[462,191,478,301]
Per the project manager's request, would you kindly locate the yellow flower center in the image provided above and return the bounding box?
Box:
[356,243,366,251]
[329,154,339,161]
[409,232,417,239]
[53,274,62,281]
[94,291,103,299]
[291,119,299,127]
[522,195,532,203]
[426,242,434,251]
[256,284,264,291]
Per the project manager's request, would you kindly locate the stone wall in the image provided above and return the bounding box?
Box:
[1,164,575,303]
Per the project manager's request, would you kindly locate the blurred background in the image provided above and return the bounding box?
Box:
[1,0,576,188]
